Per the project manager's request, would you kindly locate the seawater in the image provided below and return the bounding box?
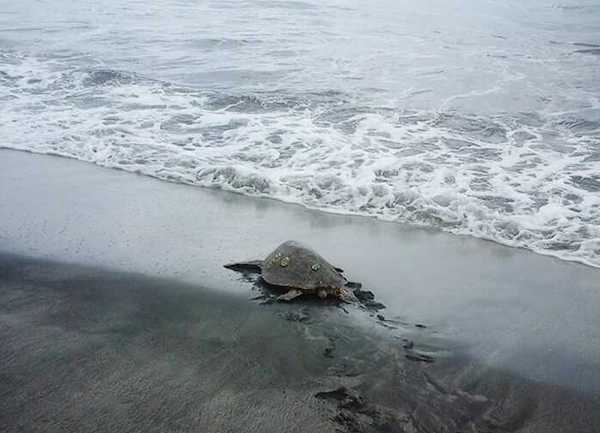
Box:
[1,0,599,266]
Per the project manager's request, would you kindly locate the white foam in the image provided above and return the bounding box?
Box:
[1,52,599,268]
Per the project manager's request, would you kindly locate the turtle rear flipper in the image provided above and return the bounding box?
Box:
[224,260,263,273]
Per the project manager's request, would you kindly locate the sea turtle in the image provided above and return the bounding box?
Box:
[224,240,359,303]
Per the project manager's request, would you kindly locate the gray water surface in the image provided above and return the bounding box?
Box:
[1,0,599,266]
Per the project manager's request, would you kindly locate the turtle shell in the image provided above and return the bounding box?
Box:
[261,241,346,291]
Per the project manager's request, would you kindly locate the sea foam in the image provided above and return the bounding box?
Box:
[1,52,599,267]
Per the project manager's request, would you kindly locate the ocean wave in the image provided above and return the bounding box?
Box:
[1,52,599,267]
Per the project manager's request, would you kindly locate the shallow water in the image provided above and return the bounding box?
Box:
[1,0,599,266]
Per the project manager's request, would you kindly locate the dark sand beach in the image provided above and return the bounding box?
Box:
[1,150,600,432]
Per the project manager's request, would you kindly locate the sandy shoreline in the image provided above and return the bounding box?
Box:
[2,252,600,433]
[1,150,600,432]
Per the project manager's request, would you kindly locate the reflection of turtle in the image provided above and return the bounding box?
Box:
[225,240,358,302]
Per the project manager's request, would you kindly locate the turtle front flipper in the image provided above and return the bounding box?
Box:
[277,289,303,302]
[345,281,362,289]
[224,260,264,273]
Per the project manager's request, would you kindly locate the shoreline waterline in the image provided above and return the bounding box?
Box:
[3,146,598,270]
[1,148,599,393]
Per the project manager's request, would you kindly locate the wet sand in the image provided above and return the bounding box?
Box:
[1,150,599,432]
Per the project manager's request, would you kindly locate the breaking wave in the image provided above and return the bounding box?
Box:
[1,52,599,267]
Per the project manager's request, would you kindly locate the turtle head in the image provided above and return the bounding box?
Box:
[335,287,358,304]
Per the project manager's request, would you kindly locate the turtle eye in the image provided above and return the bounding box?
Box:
[280,256,290,267]
[311,264,320,271]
